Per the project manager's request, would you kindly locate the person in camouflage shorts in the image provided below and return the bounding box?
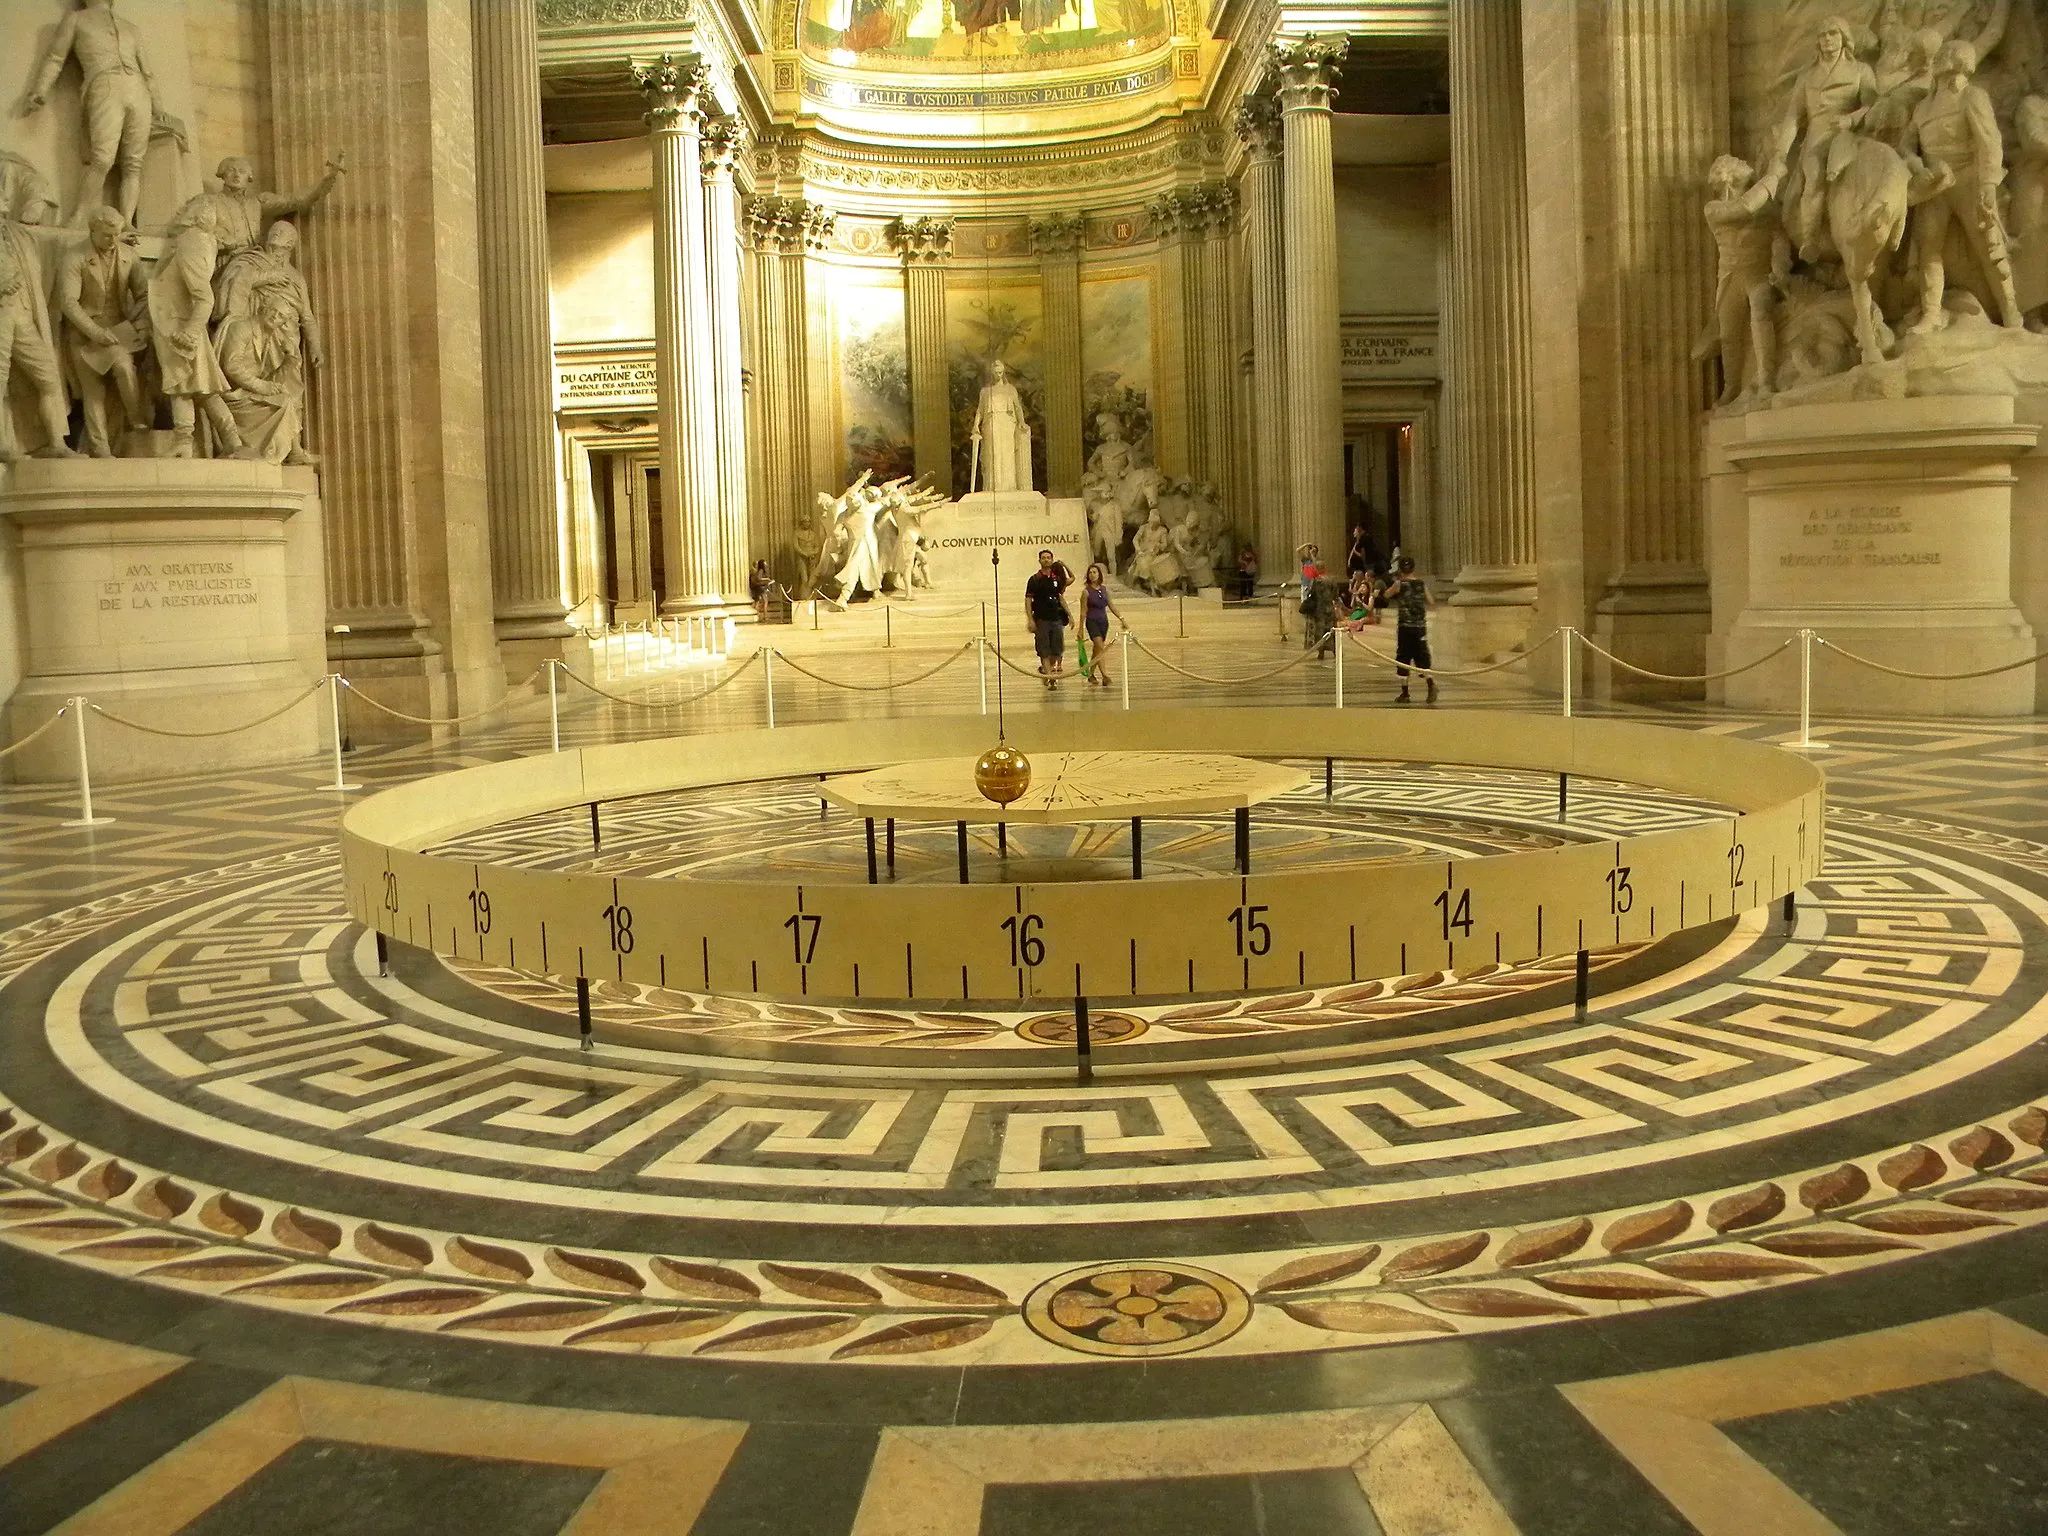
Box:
[1381,555,1436,704]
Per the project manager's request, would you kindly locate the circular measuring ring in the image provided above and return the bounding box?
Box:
[340,709,1825,1004]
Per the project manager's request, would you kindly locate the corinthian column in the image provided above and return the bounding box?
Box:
[701,119,751,604]
[1235,94,1289,582]
[1030,213,1085,497]
[1444,0,1538,655]
[633,54,721,612]
[473,0,573,665]
[1273,36,1347,562]
[890,217,955,496]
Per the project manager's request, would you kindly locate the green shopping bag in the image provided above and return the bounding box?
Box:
[1076,632,1092,679]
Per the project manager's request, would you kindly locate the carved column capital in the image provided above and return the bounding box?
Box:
[700,117,745,178]
[631,51,708,130]
[1271,35,1347,112]
[887,214,955,265]
[1148,185,1234,241]
[743,195,836,253]
[1234,93,1284,161]
[797,200,837,251]
[1027,212,1085,256]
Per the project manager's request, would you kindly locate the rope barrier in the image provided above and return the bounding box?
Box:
[87,678,329,738]
[1129,633,1331,685]
[1343,627,1563,679]
[1815,636,2048,682]
[0,708,68,762]
[770,642,975,692]
[341,668,546,726]
[557,650,761,711]
[1571,632,1795,683]
[874,603,983,621]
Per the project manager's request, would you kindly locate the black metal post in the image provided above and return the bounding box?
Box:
[576,976,593,1053]
[588,802,600,849]
[1075,994,1092,1085]
[1325,756,1334,800]
[886,817,895,875]
[1783,891,1796,926]
[865,818,878,884]
[375,932,388,977]
[1559,773,1568,821]
[956,820,969,884]
[1235,807,1251,874]
[1574,948,1590,1018]
[1131,817,1143,880]
[998,821,1008,858]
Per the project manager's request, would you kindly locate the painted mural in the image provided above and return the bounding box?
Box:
[805,0,1171,72]
[1079,270,1153,471]
[831,272,914,485]
[946,283,1047,492]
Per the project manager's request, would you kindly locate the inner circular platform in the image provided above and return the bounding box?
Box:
[821,750,1311,823]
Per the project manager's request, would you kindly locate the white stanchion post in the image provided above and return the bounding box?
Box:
[978,637,988,715]
[1561,627,1575,719]
[603,630,614,681]
[62,696,114,827]
[547,660,561,753]
[1121,630,1131,710]
[1796,628,1830,750]
[326,675,362,792]
[721,616,734,656]
[1334,629,1345,709]
[763,647,776,728]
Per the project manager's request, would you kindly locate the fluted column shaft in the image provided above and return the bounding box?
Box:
[1446,2,1537,619]
[473,0,570,647]
[1236,97,1289,583]
[701,122,751,604]
[636,56,720,612]
[891,217,954,496]
[1193,192,1237,500]
[1031,213,1085,497]
[1275,37,1347,562]
[268,0,500,730]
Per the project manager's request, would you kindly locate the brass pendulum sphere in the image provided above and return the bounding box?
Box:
[974,744,1032,805]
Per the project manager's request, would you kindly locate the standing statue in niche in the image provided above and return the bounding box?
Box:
[970,359,1033,493]
[21,0,188,224]
[1903,40,2024,331]
[56,206,149,457]
[149,197,245,458]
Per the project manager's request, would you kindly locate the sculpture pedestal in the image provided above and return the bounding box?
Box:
[917,492,1091,594]
[1705,396,2040,718]
[0,460,329,781]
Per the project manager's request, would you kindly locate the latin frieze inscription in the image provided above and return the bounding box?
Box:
[1779,505,1941,570]
[99,560,259,613]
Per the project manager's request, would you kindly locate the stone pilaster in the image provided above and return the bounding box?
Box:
[634,53,720,613]
[1273,36,1347,564]
[1589,0,1725,691]
[744,196,833,582]
[472,0,574,670]
[1522,0,1727,696]
[1443,1,1538,658]
[1235,95,1289,583]
[1029,212,1085,497]
[1146,184,1234,489]
[701,118,751,605]
[267,0,502,734]
[889,216,955,496]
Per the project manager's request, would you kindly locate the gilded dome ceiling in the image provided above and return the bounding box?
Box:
[801,0,1173,75]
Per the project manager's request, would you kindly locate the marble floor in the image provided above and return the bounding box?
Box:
[3,601,2047,1535]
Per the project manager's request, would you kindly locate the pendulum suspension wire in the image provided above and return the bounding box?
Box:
[975,29,1008,745]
